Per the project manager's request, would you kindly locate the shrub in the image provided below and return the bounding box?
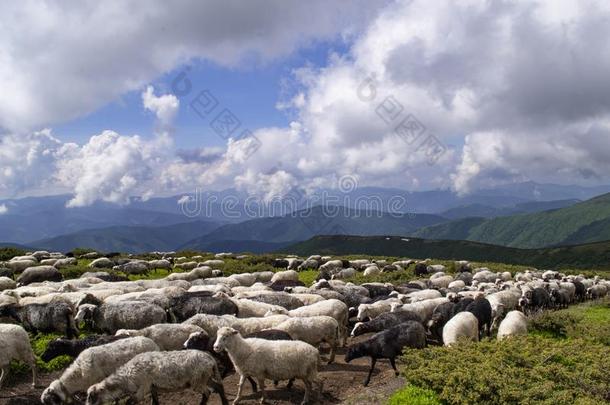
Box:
[388,385,441,405]
[0,247,26,261]
[400,336,610,405]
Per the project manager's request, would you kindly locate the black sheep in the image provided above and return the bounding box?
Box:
[573,280,586,302]
[345,321,426,386]
[269,279,305,291]
[520,287,551,314]
[273,259,289,268]
[414,263,428,276]
[465,296,492,338]
[0,302,78,338]
[245,294,304,310]
[16,266,63,286]
[41,335,127,362]
[0,267,13,278]
[550,289,570,309]
[455,272,473,286]
[351,311,423,336]
[451,297,474,315]
[168,291,238,322]
[427,301,456,342]
[362,283,393,298]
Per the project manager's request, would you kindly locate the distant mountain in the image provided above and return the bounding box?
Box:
[281,235,610,269]
[440,199,580,219]
[414,193,610,248]
[187,240,292,254]
[180,205,447,251]
[32,220,221,253]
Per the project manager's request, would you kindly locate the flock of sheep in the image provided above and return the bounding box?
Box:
[0,250,608,404]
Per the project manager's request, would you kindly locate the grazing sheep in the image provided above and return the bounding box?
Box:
[391,297,450,323]
[0,302,78,338]
[0,276,16,291]
[414,262,428,276]
[17,266,63,286]
[88,258,114,269]
[271,270,299,283]
[273,315,339,363]
[115,323,204,350]
[41,335,127,363]
[113,260,149,275]
[345,321,426,386]
[0,324,37,389]
[442,311,479,346]
[356,299,401,321]
[54,258,78,269]
[41,337,160,405]
[550,289,570,309]
[404,289,442,303]
[75,301,167,334]
[497,311,527,340]
[228,295,287,318]
[587,284,608,299]
[85,350,228,405]
[243,293,304,310]
[465,295,493,338]
[332,268,357,279]
[168,291,238,322]
[166,266,211,282]
[351,311,423,336]
[427,301,456,342]
[213,327,321,405]
[519,287,551,314]
[6,259,37,273]
[148,259,173,271]
[363,266,380,276]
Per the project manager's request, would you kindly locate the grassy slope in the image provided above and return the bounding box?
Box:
[415,193,610,248]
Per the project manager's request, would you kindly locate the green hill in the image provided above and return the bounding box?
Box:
[414,193,610,248]
[282,235,610,269]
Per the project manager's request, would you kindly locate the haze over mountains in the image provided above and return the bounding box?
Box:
[2,182,610,253]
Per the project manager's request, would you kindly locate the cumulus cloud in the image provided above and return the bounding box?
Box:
[0,0,380,131]
[0,204,7,214]
[142,86,179,127]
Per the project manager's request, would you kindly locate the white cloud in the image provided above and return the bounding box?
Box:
[0,204,7,214]
[142,86,179,127]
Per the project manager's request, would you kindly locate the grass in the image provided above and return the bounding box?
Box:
[387,385,441,405]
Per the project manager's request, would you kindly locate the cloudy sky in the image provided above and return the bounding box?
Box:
[1,0,610,206]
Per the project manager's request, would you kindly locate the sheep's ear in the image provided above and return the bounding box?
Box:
[230,329,239,335]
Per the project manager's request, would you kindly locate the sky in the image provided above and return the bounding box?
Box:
[1,0,610,208]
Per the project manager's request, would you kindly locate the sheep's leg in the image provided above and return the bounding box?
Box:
[287,378,294,389]
[29,355,38,387]
[199,388,210,405]
[209,380,229,405]
[234,375,246,405]
[363,357,377,386]
[301,379,312,405]
[0,366,7,389]
[150,385,159,405]
[389,357,399,376]
[328,339,336,364]
[248,376,258,392]
[256,378,266,405]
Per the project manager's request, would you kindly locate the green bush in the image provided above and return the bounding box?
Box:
[400,336,610,405]
[388,385,441,405]
[0,247,26,261]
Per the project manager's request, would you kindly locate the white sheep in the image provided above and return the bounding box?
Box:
[0,276,16,291]
[497,310,528,340]
[363,265,380,276]
[405,289,442,303]
[41,337,159,404]
[184,313,290,341]
[356,298,402,321]
[85,350,228,405]
[391,297,450,323]
[0,324,37,389]
[115,323,204,350]
[166,266,211,281]
[442,311,479,346]
[271,270,299,283]
[273,315,339,363]
[214,327,321,405]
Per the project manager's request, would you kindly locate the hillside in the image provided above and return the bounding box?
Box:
[414,193,610,248]
[282,235,610,269]
[440,199,579,219]
[180,205,447,250]
[32,220,221,253]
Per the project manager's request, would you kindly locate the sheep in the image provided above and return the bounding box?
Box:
[363,265,380,276]
[85,350,228,405]
[587,284,608,299]
[414,262,428,276]
[356,298,401,321]
[550,289,570,309]
[427,301,456,342]
[465,295,492,338]
[442,311,479,346]
[148,259,173,271]
[391,297,450,323]
[115,323,204,350]
[430,275,453,289]
[273,315,339,363]
[0,302,79,338]
[168,291,238,322]
[173,261,199,271]
[113,260,149,275]
[271,269,299,283]
[291,293,326,306]
[0,276,16,291]
[54,258,78,269]
[228,295,287,318]
[404,289,442,303]
[184,313,290,341]
[16,265,63,286]
[447,280,466,292]
[202,259,224,267]
[486,289,522,328]
[332,267,357,279]
[6,259,37,272]
[298,258,319,271]
[41,335,127,363]
[519,287,551,314]
[0,324,37,389]
[497,311,527,340]
[88,258,114,269]
[41,337,159,405]
[75,301,167,334]
[345,321,426,386]
[243,293,304,310]
[351,311,423,336]
[213,327,321,405]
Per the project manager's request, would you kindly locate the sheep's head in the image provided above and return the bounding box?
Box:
[75,304,96,325]
[41,380,67,405]
[40,339,70,363]
[184,331,210,351]
[351,322,365,337]
[356,305,370,321]
[214,327,239,352]
[86,382,113,405]
[115,329,137,337]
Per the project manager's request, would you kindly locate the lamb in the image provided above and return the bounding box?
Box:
[213,327,321,405]
[0,302,79,338]
[442,311,479,346]
[41,337,160,405]
[75,301,167,334]
[16,265,63,286]
[41,335,127,362]
[85,350,228,405]
[496,310,527,340]
[0,324,37,389]
[273,315,339,363]
[351,311,423,336]
[115,323,204,350]
[345,321,426,386]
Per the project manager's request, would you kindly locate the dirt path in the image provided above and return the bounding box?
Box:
[1,346,403,405]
